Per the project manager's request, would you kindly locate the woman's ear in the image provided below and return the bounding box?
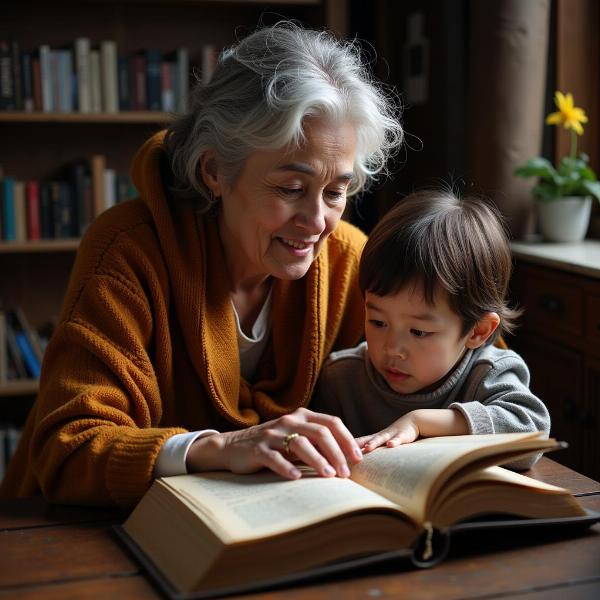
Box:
[199,150,222,198]
[464,312,501,349]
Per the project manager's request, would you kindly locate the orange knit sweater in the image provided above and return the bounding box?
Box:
[0,132,366,507]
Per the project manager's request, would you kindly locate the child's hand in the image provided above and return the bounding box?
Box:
[356,413,420,453]
[355,408,470,453]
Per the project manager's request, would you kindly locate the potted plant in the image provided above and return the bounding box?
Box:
[514,91,600,242]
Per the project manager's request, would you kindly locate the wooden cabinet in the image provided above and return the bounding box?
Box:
[510,260,600,480]
[0,0,346,400]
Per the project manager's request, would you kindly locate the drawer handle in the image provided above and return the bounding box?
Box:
[538,295,563,313]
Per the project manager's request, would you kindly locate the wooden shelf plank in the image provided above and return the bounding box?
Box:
[0,112,175,124]
[0,380,39,397]
[0,239,80,253]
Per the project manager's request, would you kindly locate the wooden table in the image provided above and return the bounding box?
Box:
[1,458,600,599]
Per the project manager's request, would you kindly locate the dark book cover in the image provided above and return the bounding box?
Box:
[10,40,23,110]
[20,51,34,112]
[0,40,15,110]
[39,181,54,239]
[52,181,76,238]
[130,52,146,110]
[25,180,41,240]
[118,55,130,110]
[145,49,161,111]
[70,160,91,235]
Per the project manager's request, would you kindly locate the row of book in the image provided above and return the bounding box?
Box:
[0,425,21,483]
[0,307,49,384]
[0,38,219,114]
[0,157,137,241]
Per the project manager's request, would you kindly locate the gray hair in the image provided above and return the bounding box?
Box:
[164,21,403,212]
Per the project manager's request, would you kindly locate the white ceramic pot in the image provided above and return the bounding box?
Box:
[536,196,592,243]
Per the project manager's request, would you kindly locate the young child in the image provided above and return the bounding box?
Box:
[313,190,550,467]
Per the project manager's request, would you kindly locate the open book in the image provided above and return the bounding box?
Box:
[117,432,598,599]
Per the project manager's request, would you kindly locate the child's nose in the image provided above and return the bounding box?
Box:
[385,335,407,358]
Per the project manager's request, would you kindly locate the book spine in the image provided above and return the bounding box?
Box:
[1,177,15,241]
[91,154,106,216]
[13,307,44,364]
[52,182,75,238]
[176,47,189,113]
[39,182,53,239]
[13,181,26,242]
[50,50,61,113]
[59,49,74,113]
[25,181,41,240]
[131,53,146,110]
[145,49,161,111]
[74,37,91,113]
[100,40,119,113]
[32,55,42,111]
[14,331,41,378]
[4,320,27,379]
[71,162,86,236]
[118,55,130,111]
[21,51,34,112]
[0,40,15,110]
[39,44,53,112]
[103,168,116,210]
[160,61,174,112]
[11,40,23,111]
[89,49,101,113]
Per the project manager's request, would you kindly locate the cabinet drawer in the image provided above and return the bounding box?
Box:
[522,273,584,337]
[585,295,600,346]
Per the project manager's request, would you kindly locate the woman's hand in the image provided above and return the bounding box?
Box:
[186,408,363,480]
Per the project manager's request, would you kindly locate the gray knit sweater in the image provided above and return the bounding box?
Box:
[313,342,550,469]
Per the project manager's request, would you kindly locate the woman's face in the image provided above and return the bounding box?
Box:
[213,117,357,287]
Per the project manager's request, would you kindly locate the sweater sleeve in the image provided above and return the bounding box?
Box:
[449,353,550,469]
[29,267,186,507]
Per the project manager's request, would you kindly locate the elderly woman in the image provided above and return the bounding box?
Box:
[1,23,402,506]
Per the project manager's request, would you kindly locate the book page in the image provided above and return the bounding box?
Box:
[350,433,548,524]
[162,470,403,544]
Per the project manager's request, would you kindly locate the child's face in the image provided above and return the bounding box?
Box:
[365,285,473,395]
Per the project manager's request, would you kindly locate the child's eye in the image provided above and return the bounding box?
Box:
[369,319,386,328]
[410,329,430,338]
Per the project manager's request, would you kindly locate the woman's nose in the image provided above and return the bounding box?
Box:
[294,194,326,234]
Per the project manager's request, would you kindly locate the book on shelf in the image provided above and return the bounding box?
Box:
[100,40,119,114]
[74,37,91,113]
[117,432,600,599]
[2,37,200,114]
[13,181,26,242]
[1,176,15,241]
[0,426,23,483]
[0,159,137,242]
[0,40,15,110]
[5,308,41,379]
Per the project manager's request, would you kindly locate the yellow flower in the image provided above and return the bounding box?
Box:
[546,91,588,135]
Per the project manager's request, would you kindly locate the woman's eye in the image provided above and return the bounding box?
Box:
[410,329,430,338]
[277,187,303,196]
[325,189,345,201]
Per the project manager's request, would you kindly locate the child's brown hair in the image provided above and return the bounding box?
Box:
[359,190,522,342]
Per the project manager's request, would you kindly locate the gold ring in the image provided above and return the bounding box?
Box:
[282,433,300,455]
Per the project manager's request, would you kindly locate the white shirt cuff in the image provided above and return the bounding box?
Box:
[154,430,220,478]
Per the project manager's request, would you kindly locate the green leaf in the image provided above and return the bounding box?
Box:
[582,181,600,203]
[514,157,556,179]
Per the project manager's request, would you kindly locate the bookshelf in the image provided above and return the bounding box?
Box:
[0,0,347,402]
